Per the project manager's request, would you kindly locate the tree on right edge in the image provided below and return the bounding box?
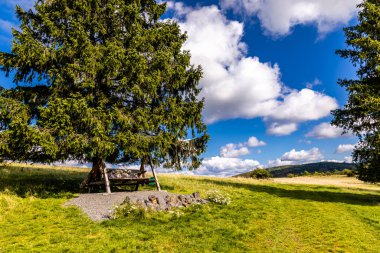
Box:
[332,0,380,182]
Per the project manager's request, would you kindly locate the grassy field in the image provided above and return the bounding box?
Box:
[0,164,379,252]
[273,176,380,192]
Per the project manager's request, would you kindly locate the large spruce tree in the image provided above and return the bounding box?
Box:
[332,0,380,182]
[0,0,208,191]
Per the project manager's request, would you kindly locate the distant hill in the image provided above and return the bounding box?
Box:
[234,162,356,178]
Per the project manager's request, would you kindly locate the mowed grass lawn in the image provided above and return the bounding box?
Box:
[0,164,379,252]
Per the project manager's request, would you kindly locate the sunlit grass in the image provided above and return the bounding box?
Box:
[0,164,379,252]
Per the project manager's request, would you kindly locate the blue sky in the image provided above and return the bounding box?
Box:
[0,0,360,176]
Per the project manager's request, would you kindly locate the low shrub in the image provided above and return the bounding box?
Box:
[343,169,356,177]
[113,203,147,219]
[206,190,231,205]
[251,169,271,179]
[287,173,296,178]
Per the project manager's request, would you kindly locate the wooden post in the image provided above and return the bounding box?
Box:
[102,160,111,194]
[149,158,161,191]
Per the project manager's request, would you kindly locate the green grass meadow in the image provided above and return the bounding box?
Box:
[0,164,379,252]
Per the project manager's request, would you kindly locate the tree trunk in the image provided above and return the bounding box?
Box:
[80,158,110,194]
[139,158,146,178]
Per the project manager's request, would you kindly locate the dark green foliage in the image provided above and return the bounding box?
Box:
[268,163,356,178]
[333,169,341,175]
[332,0,380,182]
[343,169,356,177]
[0,0,208,170]
[234,162,356,178]
[250,169,271,179]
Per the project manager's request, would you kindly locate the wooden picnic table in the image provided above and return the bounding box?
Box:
[85,169,154,192]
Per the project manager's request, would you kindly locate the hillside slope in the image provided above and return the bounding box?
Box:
[235,162,356,178]
[0,163,379,252]
[1,163,379,252]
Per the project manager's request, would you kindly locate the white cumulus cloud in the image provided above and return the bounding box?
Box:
[220,136,266,157]
[265,89,338,135]
[266,122,298,136]
[168,3,338,135]
[267,159,295,167]
[153,156,262,177]
[306,78,322,89]
[281,147,323,162]
[200,156,261,177]
[176,5,282,124]
[220,143,250,158]
[344,156,353,163]
[268,89,338,122]
[220,0,360,36]
[336,144,355,154]
[306,122,351,139]
[247,136,266,147]
[268,147,323,167]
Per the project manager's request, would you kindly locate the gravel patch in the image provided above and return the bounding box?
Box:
[64,192,131,221]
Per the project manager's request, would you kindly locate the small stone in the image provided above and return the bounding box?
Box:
[192,192,200,199]
[165,195,180,207]
[178,195,187,203]
[184,195,192,204]
[136,199,146,208]
[148,195,159,205]
[146,202,156,210]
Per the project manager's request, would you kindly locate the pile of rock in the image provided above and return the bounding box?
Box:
[123,191,207,211]
[107,169,140,179]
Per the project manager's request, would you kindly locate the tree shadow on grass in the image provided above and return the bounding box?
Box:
[0,166,87,198]
[197,178,380,206]
[0,166,156,198]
